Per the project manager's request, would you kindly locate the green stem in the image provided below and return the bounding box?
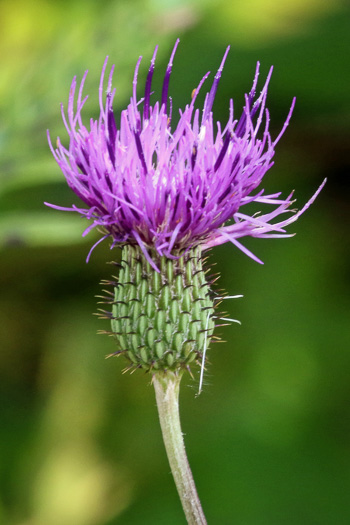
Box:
[153,372,207,525]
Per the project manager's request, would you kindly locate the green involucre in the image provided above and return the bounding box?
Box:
[110,245,215,372]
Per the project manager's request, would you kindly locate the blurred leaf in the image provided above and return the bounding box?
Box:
[0,212,89,247]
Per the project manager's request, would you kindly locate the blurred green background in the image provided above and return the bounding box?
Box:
[1,0,349,523]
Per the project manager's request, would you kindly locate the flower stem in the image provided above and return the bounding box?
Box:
[153,372,207,525]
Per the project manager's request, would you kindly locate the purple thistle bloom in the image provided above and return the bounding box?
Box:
[47,39,325,270]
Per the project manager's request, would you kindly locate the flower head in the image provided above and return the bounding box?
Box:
[47,40,325,269]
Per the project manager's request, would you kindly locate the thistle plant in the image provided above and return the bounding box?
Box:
[47,40,325,524]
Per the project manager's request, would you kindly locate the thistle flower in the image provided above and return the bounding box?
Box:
[47,41,325,525]
[47,39,325,269]
[46,39,325,375]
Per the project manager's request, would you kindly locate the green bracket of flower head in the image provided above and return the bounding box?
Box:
[110,245,215,373]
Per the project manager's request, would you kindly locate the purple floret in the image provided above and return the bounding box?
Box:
[47,39,325,269]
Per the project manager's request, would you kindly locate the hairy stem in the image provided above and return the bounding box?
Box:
[153,372,207,525]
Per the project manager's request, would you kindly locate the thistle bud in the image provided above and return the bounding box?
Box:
[109,246,215,373]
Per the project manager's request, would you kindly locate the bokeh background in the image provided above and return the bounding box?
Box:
[1,0,349,523]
